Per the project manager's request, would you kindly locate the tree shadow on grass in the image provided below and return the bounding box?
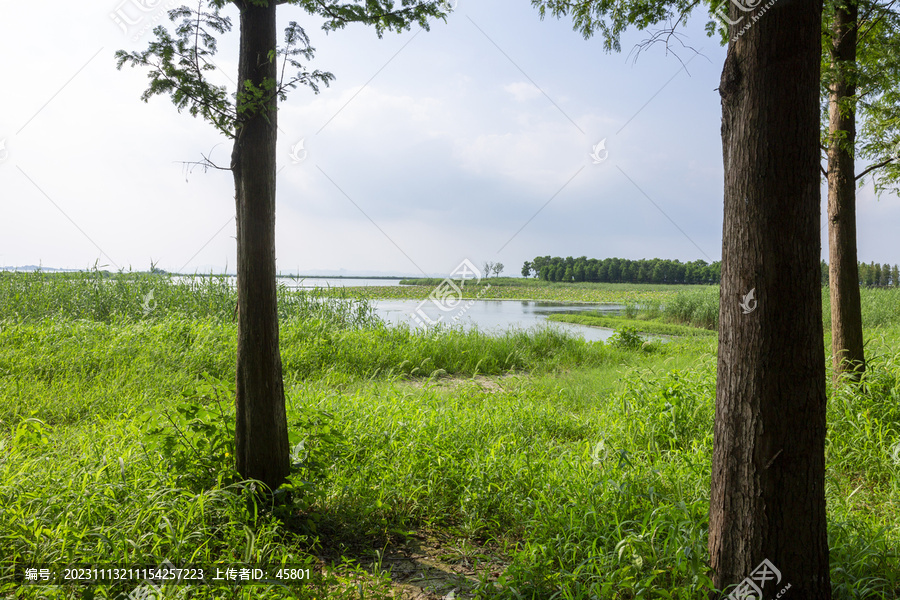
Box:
[310,526,508,600]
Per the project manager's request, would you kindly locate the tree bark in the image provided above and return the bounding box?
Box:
[827,0,865,383]
[231,0,290,490]
[709,3,830,598]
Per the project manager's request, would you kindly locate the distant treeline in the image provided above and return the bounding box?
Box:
[522,256,721,284]
[521,256,900,287]
[821,260,900,287]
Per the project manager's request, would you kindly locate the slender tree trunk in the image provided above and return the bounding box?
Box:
[827,0,865,383]
[231,1,290,490]
[709,3,830,598]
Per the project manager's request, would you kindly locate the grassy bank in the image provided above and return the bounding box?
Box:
[349,282,684,305]
[398,278,699,292]
[348,280,722,331]
[0,272,898,598]
[548,312,717,337]
[379,279,900,335]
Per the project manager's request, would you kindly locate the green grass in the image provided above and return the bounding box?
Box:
[357,280,900,335]
[661,287,719,330]
[348,280,683,305]
[398,277,700,292]
[0,272,898,598]
[547,312,716,337]
[0,269,377,326]
[823,286,900,330]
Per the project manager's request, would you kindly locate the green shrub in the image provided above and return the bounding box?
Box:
[663,287,719,330]
[142,374,238,492]
[608,326,643,350]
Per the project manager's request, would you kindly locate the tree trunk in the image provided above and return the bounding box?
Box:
[231,1,290,490]
[827,0,865,383]
[709,4,830,598]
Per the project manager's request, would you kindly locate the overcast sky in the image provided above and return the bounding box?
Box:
[1,1,898,277]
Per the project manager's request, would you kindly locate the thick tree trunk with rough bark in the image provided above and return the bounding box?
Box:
[827,0,865,382]
[231,1,290,490]
[709,3,830,598]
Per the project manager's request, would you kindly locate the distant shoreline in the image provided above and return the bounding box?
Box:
[0,268,411,280]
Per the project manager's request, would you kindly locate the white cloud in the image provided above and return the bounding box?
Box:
[503,82,543,102]
[8,2,874,274]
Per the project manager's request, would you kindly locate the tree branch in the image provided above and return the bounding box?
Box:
[628,19,705,70]
[859,0,898,44]
[855,156,896,181]
[289,0,444,30]
[146,52,237,136]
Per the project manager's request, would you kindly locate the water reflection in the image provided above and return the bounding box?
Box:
[173,275,404,289]
[373,299,622,342]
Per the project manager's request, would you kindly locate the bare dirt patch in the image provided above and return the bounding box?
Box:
[403,374,522,395]
[324,532,509,599]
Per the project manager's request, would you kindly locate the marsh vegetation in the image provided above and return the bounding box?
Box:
[1,271,898,598]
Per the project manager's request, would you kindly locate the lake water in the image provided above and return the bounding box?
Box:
[175,276,619,341]
[174,276,405,288]
[286,277,404,288]
[294,281,621,342]
[373,299,623,342]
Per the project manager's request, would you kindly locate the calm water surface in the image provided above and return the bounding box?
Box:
[176,276,404,288]
[286,277,404,288]
[373,300,623,342]
[175,277,619,341]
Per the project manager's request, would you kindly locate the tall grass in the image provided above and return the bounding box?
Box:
[1,271,898,598]
[0,270,635,387]
[822,286,900,330]
[315,366,718,597]
[302,350,899,598]
[0,269,377,328]
[0,271,668,598]
[660,285,900,332]
[826,351,900,597]
[662,287,719,330]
